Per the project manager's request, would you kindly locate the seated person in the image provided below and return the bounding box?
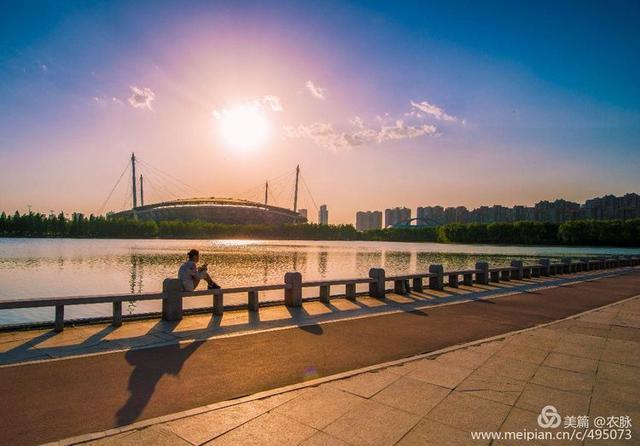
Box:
[178,249,220,291]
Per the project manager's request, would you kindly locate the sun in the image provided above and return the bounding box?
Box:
[215,104,270,150]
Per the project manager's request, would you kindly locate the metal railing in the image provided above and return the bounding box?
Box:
[0,256,638,332]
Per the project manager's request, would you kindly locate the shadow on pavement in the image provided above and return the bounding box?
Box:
[115,323,203,426]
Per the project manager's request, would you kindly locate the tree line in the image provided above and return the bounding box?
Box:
[1,211,639,246]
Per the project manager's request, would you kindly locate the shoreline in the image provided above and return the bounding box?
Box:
[1,235,640,250]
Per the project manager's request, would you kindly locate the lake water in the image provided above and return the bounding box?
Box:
[1,238,639,326]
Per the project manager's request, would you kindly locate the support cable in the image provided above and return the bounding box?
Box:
[97,161,130,215]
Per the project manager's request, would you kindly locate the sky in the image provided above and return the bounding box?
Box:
[1,0,639,224]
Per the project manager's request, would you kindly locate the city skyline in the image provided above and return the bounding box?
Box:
[1,1,640,224]
[354,192,640,229]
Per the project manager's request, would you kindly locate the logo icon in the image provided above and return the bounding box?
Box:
[537,405,562,428]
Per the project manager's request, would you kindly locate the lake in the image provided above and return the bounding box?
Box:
[1,238,639,325]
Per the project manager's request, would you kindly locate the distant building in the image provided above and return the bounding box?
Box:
[355,211,383,231]
[298,209,308,220]
[581,193,640,220]
[318,205,329,225]
[385,207,411,227]
[417,206,444,225]
[413,193,639,226]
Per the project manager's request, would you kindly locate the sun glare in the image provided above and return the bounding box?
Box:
[216,105,270,150]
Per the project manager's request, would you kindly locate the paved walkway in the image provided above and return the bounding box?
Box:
[0,267,638,445]
[76,294,640,446]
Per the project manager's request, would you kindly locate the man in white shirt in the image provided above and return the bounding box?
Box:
[178,249,220,291]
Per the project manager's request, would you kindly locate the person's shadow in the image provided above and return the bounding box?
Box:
[115,340,203,426]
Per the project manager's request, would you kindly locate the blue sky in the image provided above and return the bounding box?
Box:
[1,0,639,223]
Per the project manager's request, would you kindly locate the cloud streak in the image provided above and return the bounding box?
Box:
[306,81,326,100]
[213,95,283,119]
[410,100,457,122]
[283,118,436,151]
[128,86,155,110]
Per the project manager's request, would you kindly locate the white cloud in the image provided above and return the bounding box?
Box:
[128,86,155,110]
[410,100,457,122]
[350,116,364,128]
[378,120,437,142]
[283,117,436,151]
[305,80,326,100]
[213,95,283,119]
[261,95,282,111]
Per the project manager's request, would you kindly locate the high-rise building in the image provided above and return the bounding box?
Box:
[384,207,411,227]
[298,209,308,221]
[414,193,639,226]
[355,211,383,231]
[318,205,329,225]
[417,206,444,225]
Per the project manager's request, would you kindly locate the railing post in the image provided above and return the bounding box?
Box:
[112,301,122,327]
[412,277,423,292]
[580,258,590,271]
[162,278,183,321]
[428,264,444,290]
[284,272,302,307]
[510,260,523,280]
[448,273,459,288]
[561,257,572,274]
[500,269,511,281]
[320,284,330,303]
[368,268,386,298]
[248,290,259,312]
[55,305,64,332]
[346,283,356,300]
[539,259,550,276]
[213,290,224,315]
[463,272,473,286]
[475,262,489,285]
[394,279,405,295]
[522,266,531,279]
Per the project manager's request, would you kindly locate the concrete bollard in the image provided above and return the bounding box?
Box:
[162,278,183,322]
[510,260,524,280]
[284,272,302,307]
[475,262,489,285]
[368,268,386,298]
[539,259,550,276]
[429,264,444,290]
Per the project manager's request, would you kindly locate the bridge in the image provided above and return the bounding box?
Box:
[388,217,443,228]
[104,153,314,225]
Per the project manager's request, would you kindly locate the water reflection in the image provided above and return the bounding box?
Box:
[1,237,638,325]
[318,251,328,276]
